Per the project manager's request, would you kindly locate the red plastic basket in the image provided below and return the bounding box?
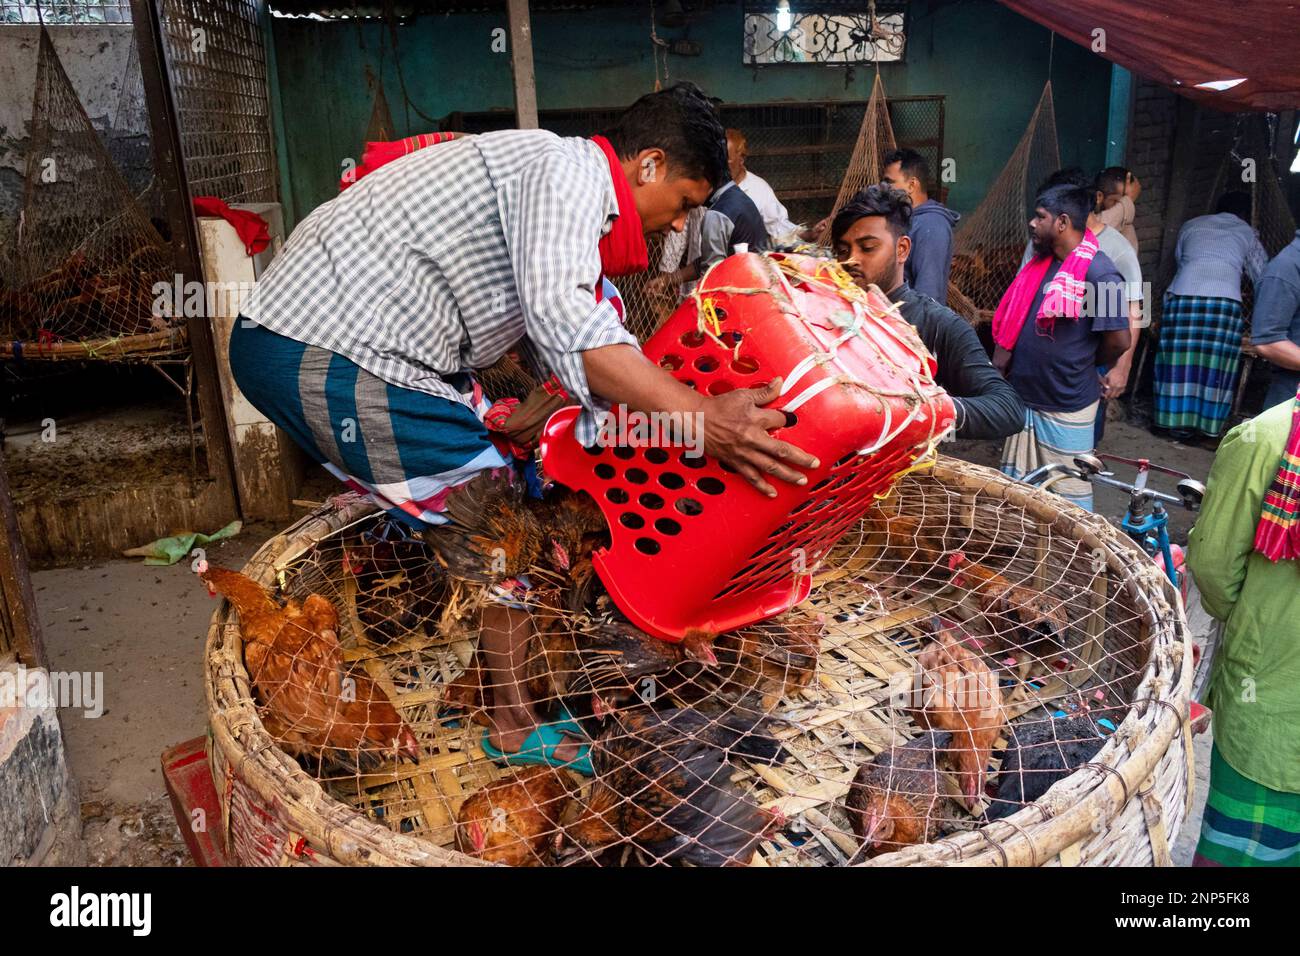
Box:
[541,252,954,641]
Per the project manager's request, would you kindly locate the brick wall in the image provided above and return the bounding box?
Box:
[1125,76,1178,286]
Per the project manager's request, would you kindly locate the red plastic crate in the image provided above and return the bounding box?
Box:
[542,252,954,641]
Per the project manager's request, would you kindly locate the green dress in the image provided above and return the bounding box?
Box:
[1187,397,1300,796]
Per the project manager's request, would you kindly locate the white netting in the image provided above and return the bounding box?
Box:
[204,458,1182,867]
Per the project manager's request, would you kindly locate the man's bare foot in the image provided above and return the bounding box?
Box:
[485,708,585,764]
[480,603,585,764]
[486,700,543,754]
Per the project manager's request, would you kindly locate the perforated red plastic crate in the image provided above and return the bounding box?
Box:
[541,252,954,641]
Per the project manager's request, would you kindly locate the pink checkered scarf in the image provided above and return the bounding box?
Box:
[992,229,1100,350]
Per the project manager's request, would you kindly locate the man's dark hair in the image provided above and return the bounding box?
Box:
[830,184,913,243]
[1096,165,1130,195]
[1215,189,1253,222]
[883,148,930,190]
[1036,166,1091,195]
[1035,183,1092,231]
[604,82,728,188]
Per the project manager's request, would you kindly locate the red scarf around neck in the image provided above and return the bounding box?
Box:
[589,135,648,277]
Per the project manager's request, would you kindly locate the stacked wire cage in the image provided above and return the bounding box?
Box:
[204,452,1193,867]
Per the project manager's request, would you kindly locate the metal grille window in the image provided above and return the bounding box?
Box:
[1,1,132,22]
[157,0,278,204]
[744,11,905,64]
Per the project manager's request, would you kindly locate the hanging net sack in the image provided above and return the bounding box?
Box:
[1,27,176,358]
[947,82,1060,326]
[820,73,898,243]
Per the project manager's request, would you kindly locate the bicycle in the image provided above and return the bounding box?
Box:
[1020,452,1216,729]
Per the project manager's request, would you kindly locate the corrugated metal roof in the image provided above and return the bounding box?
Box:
[269,1,904,19]
[270,1,660,17]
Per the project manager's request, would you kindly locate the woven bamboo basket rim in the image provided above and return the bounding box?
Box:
[0,326,187,362]
[204,456,1192,867]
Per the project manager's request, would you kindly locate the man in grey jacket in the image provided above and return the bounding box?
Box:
[883,148,960,304]
[1253,230,1300,409]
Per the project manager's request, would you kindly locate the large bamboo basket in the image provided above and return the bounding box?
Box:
[204,457,1193,867]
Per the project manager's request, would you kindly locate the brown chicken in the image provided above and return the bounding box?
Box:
[948,551,1070,676]
[455,766,575,866]
[26,250,95,302]
[201,565,420,773]
[423,471,542,583]
[846,731,965,860]
[559,706,787,866]
[535,487,609,580]
[913,630,1005,810]
[864,509,951,580]
[713,610,824,711]
[346,529,447,643]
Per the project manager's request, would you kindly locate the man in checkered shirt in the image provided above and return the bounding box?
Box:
[230,84,816,767]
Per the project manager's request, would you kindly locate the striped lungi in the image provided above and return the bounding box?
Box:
[1153,293,1245,437]
[1000,402,1099,512]
[229,320,509,529]
[1194,744,1300,867]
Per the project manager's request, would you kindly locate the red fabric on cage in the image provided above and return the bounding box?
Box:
[997,0,1300,111]
[192,197,271,256]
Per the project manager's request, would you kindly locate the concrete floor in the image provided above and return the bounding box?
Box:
[33,417,1220,866]
[35,523,272,865]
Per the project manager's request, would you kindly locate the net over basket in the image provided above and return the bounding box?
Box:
[541,252,955,641]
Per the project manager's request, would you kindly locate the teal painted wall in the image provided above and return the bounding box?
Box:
[270,0,1114,227]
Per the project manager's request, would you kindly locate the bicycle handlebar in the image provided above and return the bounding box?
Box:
[1087,472,1184,506]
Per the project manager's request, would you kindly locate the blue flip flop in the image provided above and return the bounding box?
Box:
[480,707,593,776]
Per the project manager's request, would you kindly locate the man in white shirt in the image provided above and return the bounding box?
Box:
[727,128,797,240]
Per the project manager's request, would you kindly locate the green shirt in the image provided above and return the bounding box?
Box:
[1188,398,1300,794]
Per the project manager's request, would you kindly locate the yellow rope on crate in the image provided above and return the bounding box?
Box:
[873,438,943,501]
[699,297,723,339]
[79,334,126,359]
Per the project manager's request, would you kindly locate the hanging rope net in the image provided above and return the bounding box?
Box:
[0,27,178,360]
[947,82,1060,326]
[819,72,898,244]
[1192,115,1300,410]
[1206,116,1299,261]
[365,79,398,144]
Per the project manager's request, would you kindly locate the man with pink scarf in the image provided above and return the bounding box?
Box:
[995,184,1131,511]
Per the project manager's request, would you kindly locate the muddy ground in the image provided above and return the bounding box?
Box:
[5,402,200,504]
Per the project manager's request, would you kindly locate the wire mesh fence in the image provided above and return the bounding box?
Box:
[157,0,278,204]
[0,0,131,22]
